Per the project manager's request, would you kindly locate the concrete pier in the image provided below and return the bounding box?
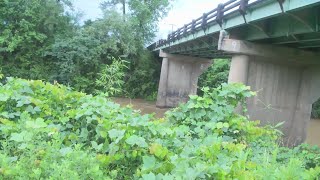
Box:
[223,39,320,147]
[156,50,212,108]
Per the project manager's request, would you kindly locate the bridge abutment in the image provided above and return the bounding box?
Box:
[224,39,320,147]
[156,51,212,108]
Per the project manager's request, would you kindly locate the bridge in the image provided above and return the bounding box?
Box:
[150,0,320,146]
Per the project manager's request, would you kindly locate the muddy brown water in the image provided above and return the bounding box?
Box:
[112,98,169,118]
[113,98,320,147]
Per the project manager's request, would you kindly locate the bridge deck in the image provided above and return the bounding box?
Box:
[151,0,320,59]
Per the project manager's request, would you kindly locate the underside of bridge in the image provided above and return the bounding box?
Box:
[154,0,320,58]
[153,0,320,146]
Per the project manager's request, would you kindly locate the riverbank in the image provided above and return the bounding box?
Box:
[112,98,320,146]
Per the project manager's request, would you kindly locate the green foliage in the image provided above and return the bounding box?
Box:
[0,78,319,179]
[101,0,171,44]
[312,99,320,118]
[125,50,161,100]
[277,144,320,169]
[45,32,103,92]
[0,0,169,98]
[96,57,129,96]
[198,59,230,95]
[167,84,263,143]
[0,0,76,80]
[44,10,139,93]
[0,68,3,80]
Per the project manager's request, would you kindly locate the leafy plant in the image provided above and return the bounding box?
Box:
[0,78,319,179]
[312,99,320,119]
[125,50,161,100]
[0,0,170,99]
[198,59,230,95]
[0,68,3,80]
[0,0,76,80]
[95,57,129,96]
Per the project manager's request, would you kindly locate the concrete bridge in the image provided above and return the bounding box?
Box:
[150,0,320,146]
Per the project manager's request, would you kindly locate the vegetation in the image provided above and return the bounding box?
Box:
[95,57,129,96]
[0,0,166,99]
[312,100,320,119]
[198,59,230,95]
[0,78,319,179]
[0,0,319,179]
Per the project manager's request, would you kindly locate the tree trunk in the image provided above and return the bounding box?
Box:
[122,0,126,16]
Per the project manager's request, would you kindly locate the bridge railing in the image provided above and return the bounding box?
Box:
[153,0,266,49]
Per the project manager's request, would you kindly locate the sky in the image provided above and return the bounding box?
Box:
[73,0,227,39]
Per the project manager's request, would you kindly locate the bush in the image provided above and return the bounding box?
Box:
[95,57,129,96]
[124,50,161,100]
[198,59,230,95]
[0,78,319,179]
[312,99,320,119]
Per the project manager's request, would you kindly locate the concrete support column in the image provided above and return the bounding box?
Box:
[228,55,320,146]
[156,57,169,107]
[156,51,212,108]
[228,55,250,84]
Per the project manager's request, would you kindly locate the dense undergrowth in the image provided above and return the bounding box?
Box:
[198,59,230,95]
[0,77,319,179]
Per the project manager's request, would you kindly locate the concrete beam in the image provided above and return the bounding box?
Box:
[218,38,320,65]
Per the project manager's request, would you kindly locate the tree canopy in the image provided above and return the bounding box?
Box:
[0,0,171,98]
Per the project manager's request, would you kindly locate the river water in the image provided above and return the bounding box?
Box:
[113,98,320,146]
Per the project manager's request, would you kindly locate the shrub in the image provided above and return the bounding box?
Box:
[198,59,230,95]
[124,50,161,100]
[0,78,319,179]
[312,99,320,119]
[95,57,129,96]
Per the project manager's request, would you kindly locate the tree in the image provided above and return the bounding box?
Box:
[101,0,126,16]
[101,0,171,45]
[0,0,172,98]
[0,0,76,79]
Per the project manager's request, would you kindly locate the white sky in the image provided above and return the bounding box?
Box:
[73,0,227,38]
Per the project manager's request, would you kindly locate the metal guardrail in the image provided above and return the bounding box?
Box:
[150,0,274,50]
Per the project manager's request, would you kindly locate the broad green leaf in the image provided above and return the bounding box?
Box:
[26,118,47,129]
[10,131,33,142]
[216,122,223,129]
[142,155,156,170]
[91,141,103,151]
[126,135,148,148]
[60,147,72,156]
[0,94,9,101]
[141,173,156,180]
[108,129,125,144]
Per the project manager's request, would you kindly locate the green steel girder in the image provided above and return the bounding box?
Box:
[154,0,320,59]
[241,7,319,40]
[179,51,230,59]
[298,41,320,49]
[317,6,320,32]
[164,36,218,54]
[258,32,320,44]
